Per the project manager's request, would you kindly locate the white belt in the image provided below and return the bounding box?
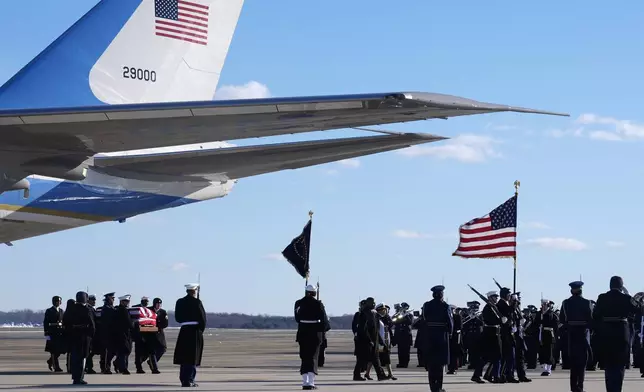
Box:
[299,320,320,324]
[180,321,199,326]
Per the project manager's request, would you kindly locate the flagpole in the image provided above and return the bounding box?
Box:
[513,180,520,294]
[305,210,313,287]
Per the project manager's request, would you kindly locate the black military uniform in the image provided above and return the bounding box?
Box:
[446,305,462,374]
[62,291,96,385]
[173,283,207,387]
[84,295,98,374]
[511,294,531,382]
[472,291,502,384]
[536,300,558,376]
[148,297,168,373]
[421,285,453,392]
[99,292,117,374]
[294,284,327,390]
[524,306,539,369]
[393,302,414,368]
[44,296,66,372]
[413,315,426,368]
[593,276,641,392]
[132,296,150,374]
[496,287,518,383]
[463,302,483,370]
[559,281,592,392]
[113,295,134,374]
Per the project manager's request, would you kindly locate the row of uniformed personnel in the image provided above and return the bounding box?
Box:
[43,283,207,387]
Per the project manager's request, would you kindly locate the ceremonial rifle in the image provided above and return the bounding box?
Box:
[493,278,503,290]
[467,284,504,321]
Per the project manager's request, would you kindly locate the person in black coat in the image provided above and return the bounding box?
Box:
[63,291,95,385]
[99,292,117,374]
[43,296,65,372]
[63,298,75,373]
[113,294,135,374]
[84,295,98,374]
[593,276,641,392]
[149,297,168,372]
[173,283,207,387]
[559,281,593,392]
[421,285,453,392]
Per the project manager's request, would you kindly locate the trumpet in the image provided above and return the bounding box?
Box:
[462,311,482,325]
[391,308,415,324]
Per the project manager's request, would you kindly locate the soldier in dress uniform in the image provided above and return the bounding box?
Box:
[511,293,531,382]
[44,296,66,372]
[446,305,462,375]
[62,291,95,385]
[173,283,207,387]
[113,294,134,374]
[593,276,642,392]
[421,285,453,392]
[393,302,414,368]
[496,287,519,383]
[413,315,426,368]
[294,284,327,390]
[524,305,539,369]
[84,295,98,374]
[100,292,117,374]
[536,298,558,376]
[463,301,482,371]
[471,291,502,384]
[149,297,168,372]
[133,296,150,374]
[559,281,592,392]
[586,300,598,371]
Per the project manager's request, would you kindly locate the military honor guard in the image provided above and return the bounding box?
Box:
[44,296,66,372]
[421,285,453,392]
[593,276,642,392]
[559,281,592,392]
[113,294,134,374]
[471,291,502,384]
[536,298,558,376]
[511,293,531,382]
[99,292,117,374]
[173,283,207,387]
[62,291,95,385]
[294,284,328,390]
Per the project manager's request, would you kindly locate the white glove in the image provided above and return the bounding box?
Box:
[501,317,508,324]
[512,327,517,333]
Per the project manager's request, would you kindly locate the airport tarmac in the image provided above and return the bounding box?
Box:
[0,328,641,391]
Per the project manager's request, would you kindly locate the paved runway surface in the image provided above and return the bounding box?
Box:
[0,328,641,391]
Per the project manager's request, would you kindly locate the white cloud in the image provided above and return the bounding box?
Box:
[548,113,644,142]
[337,158,361,168]
[525,237,587,251]
[392,229,434,239]
[606,241,625,248]
[263,253,284,261]
[521,221,550,229]
[398,134,502,163]
[171,262,188,271]
[214,81,271,100]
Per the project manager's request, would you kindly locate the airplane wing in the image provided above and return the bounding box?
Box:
[91,132,448,182]
[0,91,567,155]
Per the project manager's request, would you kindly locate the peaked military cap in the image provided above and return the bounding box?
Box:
[430,285,445,293]
[569,281,584,289]
[103,292,115,298]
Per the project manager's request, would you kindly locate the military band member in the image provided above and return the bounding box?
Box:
[294,284,327,390]
[559,281,592,392]
[446,305,462,375]
[471,291,502,384]
[593,276,642,391]
[393,302,414,368]
[421,285,452,392]
[536,298,558,376]
[413,315,426,368]
[113,294,134,374]
[463,301,482,371]
[63,291,95,385]
[44,296,65,372]
[174,283,207,387]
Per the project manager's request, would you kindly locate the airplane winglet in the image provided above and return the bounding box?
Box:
[505,106,570,117]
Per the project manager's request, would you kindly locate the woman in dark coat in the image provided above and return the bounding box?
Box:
[63,298,75,373]
[44,296,66,372]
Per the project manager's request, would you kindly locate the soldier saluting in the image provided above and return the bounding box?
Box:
[559,281,592,392]
[593,276,641,392]
[294,284,327,390]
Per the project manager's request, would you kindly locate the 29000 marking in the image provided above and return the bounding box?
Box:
[122,66,157,82]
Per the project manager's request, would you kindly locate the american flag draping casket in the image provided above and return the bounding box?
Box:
[129,307,158,332]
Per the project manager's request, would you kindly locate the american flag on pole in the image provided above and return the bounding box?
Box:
[452,195,517,259]
[155,0,209,46]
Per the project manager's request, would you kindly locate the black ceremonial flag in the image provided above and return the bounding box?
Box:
[281,220,311,279]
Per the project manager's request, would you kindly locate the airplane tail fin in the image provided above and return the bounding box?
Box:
[0,0,244,109]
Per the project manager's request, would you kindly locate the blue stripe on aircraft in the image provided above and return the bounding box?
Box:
[0,177,198,220]
[0,0,143,110]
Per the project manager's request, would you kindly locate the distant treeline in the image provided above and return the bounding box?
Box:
[0,310,355,330]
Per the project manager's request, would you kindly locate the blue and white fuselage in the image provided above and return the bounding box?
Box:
[0,0,568,244]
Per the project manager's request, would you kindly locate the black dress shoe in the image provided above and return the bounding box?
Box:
[72,380,88,385]
[471,376,485,384]
[519,377,532,382]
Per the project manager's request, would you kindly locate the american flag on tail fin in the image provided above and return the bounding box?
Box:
[155,0,209,46]
[452,195,517,259]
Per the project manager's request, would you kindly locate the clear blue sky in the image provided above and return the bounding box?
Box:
[1,1,643,316]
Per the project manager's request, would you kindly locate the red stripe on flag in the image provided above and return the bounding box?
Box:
[179,0,209,10]
[156,32,207,46]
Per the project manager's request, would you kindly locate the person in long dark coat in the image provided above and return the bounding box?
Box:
[63,291,95,385]
[62,298,76,374]
[148,297,168,373]
[559,281,593,392]
[113,294,135,374]
[99,292,117,374]
[84,295,98,374]
[421,285,453,392]
[173,283,207,387]
[352,300,366,380]
[43,296,65,372]
[536,299,558,376]
[593,276,641,392]
[393,302,414,368]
